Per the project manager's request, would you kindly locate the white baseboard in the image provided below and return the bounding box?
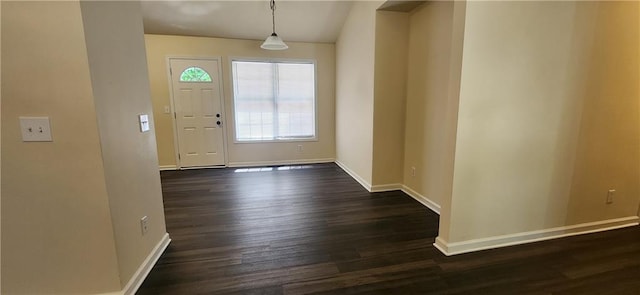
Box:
[158,165,177,171]
[370,183,402,192]
[121,233,171,295]
[434,216,639,256]
[369,184,442,216]
[97,233,171,295]
[401,185,441,215]
[333,161,401,194]
[334,160,372,191]
[333,162,443,216]
[228,158,335,168]
[95,233,170,295]
[179,165,225,170]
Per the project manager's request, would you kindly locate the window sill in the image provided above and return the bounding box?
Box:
[233,138,318,144]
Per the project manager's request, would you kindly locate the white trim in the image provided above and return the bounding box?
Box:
[433,237,449,256]
[334,160,373,192]
[228,57,319,144]
[368,183,442,216]
[233,138,319,144]
[165,56,181,168]
[95,233,170,295]
[227,158,334,168]
[332,162,442,216]
[179,165,226,170]
[401,185,441,215]
[159,165,178,171]
[122,233,171,295]
[433,216,639,256]
[370,183,402,192]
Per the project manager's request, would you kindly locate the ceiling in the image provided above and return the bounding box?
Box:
[141,1,355,43]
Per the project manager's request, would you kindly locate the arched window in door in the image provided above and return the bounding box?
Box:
[179,66,212,82]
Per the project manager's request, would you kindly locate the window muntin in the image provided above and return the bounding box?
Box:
[232,60,316,142]
[179,66,212,82]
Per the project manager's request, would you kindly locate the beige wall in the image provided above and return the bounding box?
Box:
[0,1,3,290]
[144,35,336,167]
[335,1,381,185]
[80,1,168,287]
[441,1,640,244]
[371,11,409,186]
[565,1,640,224]
[2,1,169,293]
[402,1,459,207]
[435,0,467,243]
[1,1,121,293]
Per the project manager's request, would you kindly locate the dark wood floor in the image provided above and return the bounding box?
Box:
[137,163,640,294]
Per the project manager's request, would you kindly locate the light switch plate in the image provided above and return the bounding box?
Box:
[20,116,53,142]
[139,114,150,132]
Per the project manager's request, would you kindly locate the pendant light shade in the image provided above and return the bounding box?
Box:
[261,33,288,50]
[261,0,288,50]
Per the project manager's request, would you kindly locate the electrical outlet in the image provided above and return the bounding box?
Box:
[20,116,53,142]
[411,167,416,177]
[140,216,149,235]
[606,189,615,204]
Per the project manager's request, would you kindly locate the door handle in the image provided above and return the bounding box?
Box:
[216,121,222,126]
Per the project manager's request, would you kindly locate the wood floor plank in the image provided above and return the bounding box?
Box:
[137,163,640,294]
[282,260,441,295]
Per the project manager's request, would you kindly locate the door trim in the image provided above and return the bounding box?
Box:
[165,56,228,169]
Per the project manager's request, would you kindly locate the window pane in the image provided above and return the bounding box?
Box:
[179,66,212,82]
[276,63,315,138]
[232,60,316,141]
[233,62,275,140]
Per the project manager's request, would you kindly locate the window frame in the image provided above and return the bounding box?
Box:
[229,57,319,143]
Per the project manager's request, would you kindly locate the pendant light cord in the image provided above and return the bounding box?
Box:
[270,0,276,34]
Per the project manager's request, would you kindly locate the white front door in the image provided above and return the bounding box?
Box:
[169,58,226,167]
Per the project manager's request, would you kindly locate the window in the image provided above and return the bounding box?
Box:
[179,66,212,82]
[232,60,316,141]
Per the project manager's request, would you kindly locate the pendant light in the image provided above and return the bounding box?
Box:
[261,0,288,50]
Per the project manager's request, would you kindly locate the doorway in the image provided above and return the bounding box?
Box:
[168,57,226,168]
